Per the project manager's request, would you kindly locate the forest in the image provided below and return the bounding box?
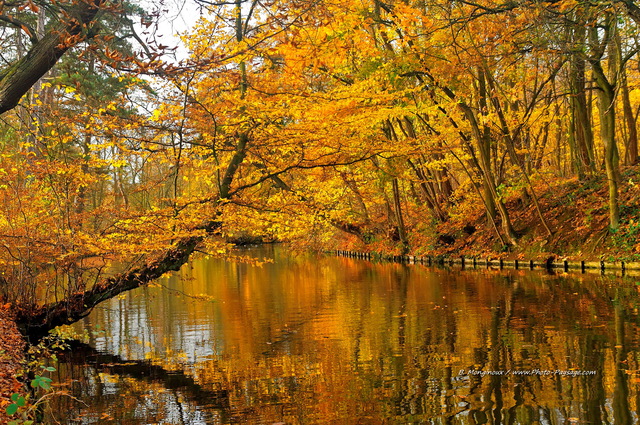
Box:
[1,0,640,335]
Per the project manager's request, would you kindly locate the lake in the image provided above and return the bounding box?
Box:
[47,246,640,424]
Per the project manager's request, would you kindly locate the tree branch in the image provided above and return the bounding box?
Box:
[0,0,105,115]
[16,220,220,338]
[0,14,38,43]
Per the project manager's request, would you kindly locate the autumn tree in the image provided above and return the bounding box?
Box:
[0,0,395,335]
[3,0,640,339]
[0,0,105,114]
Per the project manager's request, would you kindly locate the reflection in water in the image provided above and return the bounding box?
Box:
[48,246,640,424]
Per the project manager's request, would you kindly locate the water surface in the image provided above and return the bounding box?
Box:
[48,247,640,424]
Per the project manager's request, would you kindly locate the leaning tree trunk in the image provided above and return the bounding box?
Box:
[15,221,220,339]
[0,0,104,115]
[459,73,518,247]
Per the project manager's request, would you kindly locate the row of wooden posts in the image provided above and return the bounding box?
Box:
[335,250,640,275]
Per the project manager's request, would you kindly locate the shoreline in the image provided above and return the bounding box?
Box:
[334,250,640,276]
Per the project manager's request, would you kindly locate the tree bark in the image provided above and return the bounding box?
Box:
[621,61,639,165]
[569,21,596,175]
[589,16,620,229]
[391,177,409,252]
[596,79,621,229]
[16,221,220,339]
[0,0,104,115]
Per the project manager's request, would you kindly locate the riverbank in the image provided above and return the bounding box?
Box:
[0,306,25,424]
[433,169,640,261]
[334,250,640,276]
[331,168,640,262]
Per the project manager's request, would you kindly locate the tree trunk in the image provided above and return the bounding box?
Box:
[466,71,518,245]
[391,177,409,253]
[590,16,620,229]
[0,0,103,115]
[415,75,516,246]
[398,116,450,222]
[15,221,220,339]
[483,68,554,237]
[597,82,621,229]
[569,23,596,175]
[218,0,250,200]
[621,63,639,165]
[406,158,447,222]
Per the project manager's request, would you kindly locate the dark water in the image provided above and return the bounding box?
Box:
[47,246,640,424]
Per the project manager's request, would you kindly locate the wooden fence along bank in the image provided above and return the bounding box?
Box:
[335,250,640,277]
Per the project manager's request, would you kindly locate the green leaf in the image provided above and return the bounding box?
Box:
[37,376,52,390]
[10,393,19,402]
[5,404,18,415]
[43,366,56,372]
[31,375,52,389]
[16,396,25,407]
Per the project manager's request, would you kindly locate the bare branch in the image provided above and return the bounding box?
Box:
[0,14,37,43]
